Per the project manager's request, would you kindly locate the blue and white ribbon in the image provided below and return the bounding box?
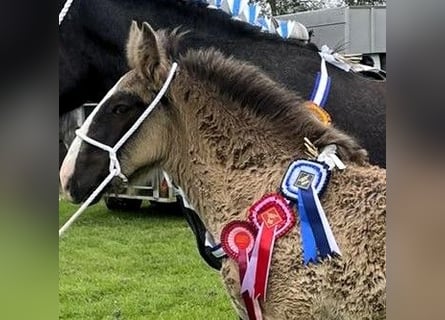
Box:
[221,0,248,18]
[297,185,340,263]
[207,0,222,9]
[280,159,340,264]
[276,20,289,39]
[240,3,260,25]
[276,20,305,39]
[256,16,276,34]
[309,57,331,108]
[309,45,356,108]
[204,0,310,40]
[295,193,318,264]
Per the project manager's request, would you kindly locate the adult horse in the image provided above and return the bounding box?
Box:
[60,22,386,319]
[59,0,385,167]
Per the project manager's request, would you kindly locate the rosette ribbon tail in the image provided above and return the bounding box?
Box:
[221,220,262,320]
[241,223,261,297]
[239,248,262,320]
[253,222,276,301]
[297,186,340,262]
[241,222,275,301]
[296,197,318,264]
[241,224,263,319]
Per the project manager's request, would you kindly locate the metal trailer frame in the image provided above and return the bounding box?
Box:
[277,5,386,69]
[103,168,177,204]
[61,103,179,206]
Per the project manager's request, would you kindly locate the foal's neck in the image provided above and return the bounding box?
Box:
[164,80,304,237]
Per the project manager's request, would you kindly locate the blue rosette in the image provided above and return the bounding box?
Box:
[280,159,340,264]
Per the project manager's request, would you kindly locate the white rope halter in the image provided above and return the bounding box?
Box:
[59,0,75,26]
[59,62,178,237]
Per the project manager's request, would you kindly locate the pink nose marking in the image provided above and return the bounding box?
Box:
[59,156,75,202]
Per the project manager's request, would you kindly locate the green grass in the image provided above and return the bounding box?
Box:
[59,200,235,319]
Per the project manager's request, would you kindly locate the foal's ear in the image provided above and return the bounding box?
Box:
[126,21,168,83]
[126,20,141,69]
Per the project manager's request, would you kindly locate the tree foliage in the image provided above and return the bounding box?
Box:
[254,0,386,16]
[344,0,386,5]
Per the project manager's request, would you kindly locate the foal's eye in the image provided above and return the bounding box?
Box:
[112,104,130,114]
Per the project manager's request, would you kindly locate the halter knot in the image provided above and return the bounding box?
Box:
[108,150,128,182]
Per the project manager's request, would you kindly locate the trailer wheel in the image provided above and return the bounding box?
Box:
[104,197,142,212]
[149,200,182,214]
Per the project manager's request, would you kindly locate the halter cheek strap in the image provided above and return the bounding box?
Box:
[75,62,178,177]
[59,0,75,26]
[59,62,178,237]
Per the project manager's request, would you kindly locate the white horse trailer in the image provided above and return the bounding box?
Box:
[60,103,179,211]
[277,5,386,70]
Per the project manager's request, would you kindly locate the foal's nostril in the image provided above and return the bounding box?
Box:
[60,177,75,203]
[60,173,83,204]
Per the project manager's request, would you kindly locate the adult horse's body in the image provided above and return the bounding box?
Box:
[60,22,386,319]
[59,0,386,167]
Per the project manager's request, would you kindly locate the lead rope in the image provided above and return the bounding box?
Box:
[59,0,75,26]
[59,62,179,237]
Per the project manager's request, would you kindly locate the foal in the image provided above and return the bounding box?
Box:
[61,22,385,320]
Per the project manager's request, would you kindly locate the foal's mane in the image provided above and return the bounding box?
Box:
[179,47,315,135]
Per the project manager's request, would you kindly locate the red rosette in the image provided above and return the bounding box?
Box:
[244,193,296,301]
[221,220,257,261]
[249,193,296,238]
[221,220,261,320]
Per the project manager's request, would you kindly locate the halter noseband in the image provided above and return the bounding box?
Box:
[75,62,178,182]
[59,62,178,237]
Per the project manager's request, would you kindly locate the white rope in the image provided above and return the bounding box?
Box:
[59,172,116,236]
[59,0,75,26]
[59,62,179,237]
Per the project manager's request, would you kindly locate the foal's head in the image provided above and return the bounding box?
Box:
[60,21,183,203]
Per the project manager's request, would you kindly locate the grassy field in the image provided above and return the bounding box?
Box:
[59,200,235,319]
